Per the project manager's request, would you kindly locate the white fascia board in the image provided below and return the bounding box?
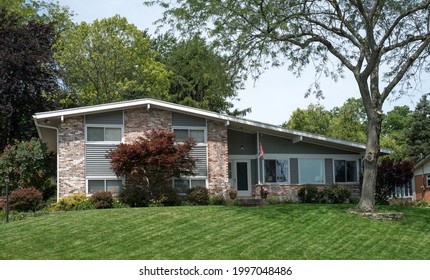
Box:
[33,98,389,153]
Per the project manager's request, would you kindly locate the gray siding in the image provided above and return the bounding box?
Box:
[290,158,299,184]
[325,158,334,184]
[85,111,123,125]
[227,129,257,155]
[190,146,207,176]
[261,134,356,154]
[172,112,206,127]
[86,145,116,177]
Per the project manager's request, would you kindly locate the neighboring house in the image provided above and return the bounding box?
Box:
[412,154,430,202]
[33,98,388,201]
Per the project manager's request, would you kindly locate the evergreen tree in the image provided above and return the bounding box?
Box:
[406,94,430,159]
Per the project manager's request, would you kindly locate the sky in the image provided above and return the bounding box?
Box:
[57,0,429,125]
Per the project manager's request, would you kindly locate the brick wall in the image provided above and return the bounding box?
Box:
[124,108,172,143]
[414,175,430,201]
[58,116,86,198]
[207,120,228,194]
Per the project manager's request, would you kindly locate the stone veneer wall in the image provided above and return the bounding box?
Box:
[253,184,361,202]
[207,120,228,194]
[58,116,86,198]
[124,107,172,143]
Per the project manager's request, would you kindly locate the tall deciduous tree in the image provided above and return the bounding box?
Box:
[149,0,430,211]
[283,103,332,135]
[152,34,250,116]
[0,8,59,151]
[55,15,170,106]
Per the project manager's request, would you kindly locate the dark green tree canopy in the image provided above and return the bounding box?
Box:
[406,94,430,159]
[152,34,250,116]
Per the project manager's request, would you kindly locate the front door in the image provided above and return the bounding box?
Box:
[235,160,251,197]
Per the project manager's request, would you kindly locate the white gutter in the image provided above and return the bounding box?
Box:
[34,120,60,202]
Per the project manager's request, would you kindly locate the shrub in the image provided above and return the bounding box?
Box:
[186,186,209,205]
[112,198,130,208]
[51,194,94,211]
[0,139,55,197]
[119,185,148,207]
[155,186,180,206]
[298,185,320,203]
[268,196,281,205]
[414,200,429,208]
[9,187,43,212]
[209,195,225,205]
[90,191,114,209]
[0,210,26,223]
[321,184,351,204]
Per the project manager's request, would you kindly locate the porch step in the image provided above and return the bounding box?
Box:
[237,198,268,207]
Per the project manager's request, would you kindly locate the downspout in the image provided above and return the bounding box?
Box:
[34,120,60,202]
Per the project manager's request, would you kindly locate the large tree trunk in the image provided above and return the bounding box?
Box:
[358,113,382,212]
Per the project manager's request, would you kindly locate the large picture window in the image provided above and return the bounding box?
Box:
[264,159,288,183]
[87,126,122,142]
[299,159,324,184]
[334,160,358,183]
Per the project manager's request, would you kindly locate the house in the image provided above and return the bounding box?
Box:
[33,98,388,201]
[412,154,430,202]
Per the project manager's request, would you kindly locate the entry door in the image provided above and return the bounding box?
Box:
[235,160,251,197]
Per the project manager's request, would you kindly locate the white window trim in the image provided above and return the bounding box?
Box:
[85,124,124,144]
[263,158,290,184]
[86,177,124,194]
[333,158,360,184]
[172,126,207,146]
[298,158,325,184]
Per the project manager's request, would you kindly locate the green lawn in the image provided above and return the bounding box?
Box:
[1,204,430,260]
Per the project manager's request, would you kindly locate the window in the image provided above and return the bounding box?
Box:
[264,159,288,183]
[173,178,207,194]
[88,179,122,194]
[427,175,430,188]
[173,128,205,143]
[334,160,358,183]
[299,159,324,184]
[87,127,122,142]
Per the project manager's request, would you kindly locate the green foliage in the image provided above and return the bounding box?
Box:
[283,103,332,135]
[51,194,94,211]
[112,198,130,209]
[108,129,196,200]
[320,185,351,204]
[0,139,56,196]
[153,186,180,206]
[209,195,225,205]
[406,94,430,159]
[297,185,320,203]
[186,186,209,205]
[267,196,281,205]
[90,191,114,209]
[381,105,412,159]
[0,209,25,222]
[55,15,170,107]
[414,200,430,208]
[119,185,148,208]
[152,34,249,116]
[9,187,43,212]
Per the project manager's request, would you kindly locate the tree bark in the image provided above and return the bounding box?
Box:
[358,112,381,212]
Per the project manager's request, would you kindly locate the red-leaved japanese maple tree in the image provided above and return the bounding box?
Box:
[107,129,196,198]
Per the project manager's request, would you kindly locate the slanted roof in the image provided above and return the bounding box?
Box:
[414,154,430,171]
[34,98,390,154]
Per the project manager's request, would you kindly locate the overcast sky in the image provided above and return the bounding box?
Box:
[57,0,428,125]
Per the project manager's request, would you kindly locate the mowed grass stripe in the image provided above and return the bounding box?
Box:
[1,204,430,259]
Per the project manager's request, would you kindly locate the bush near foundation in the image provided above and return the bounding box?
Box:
[9,187,43,212]
[298,185,320,203]
[186,186,209,205]
[320,184,351,204]
[90,191,114,209]
[51,194,94,211]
